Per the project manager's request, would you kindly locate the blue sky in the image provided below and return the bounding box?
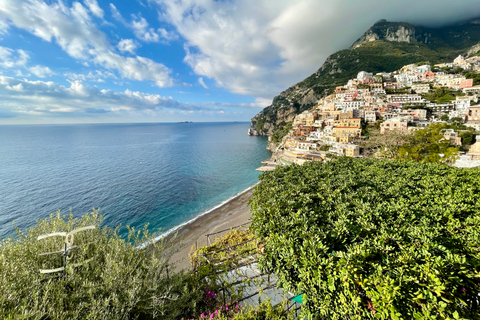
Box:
[1,0,480,124]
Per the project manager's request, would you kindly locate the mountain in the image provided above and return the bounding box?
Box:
[250,18,480,143]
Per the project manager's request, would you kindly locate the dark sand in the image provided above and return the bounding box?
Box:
[167,188,254,271]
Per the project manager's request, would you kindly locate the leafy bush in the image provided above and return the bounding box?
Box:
[250,158,480,319]
[396,123,459,163]
[0,211,205,319]
[421,87,462,103]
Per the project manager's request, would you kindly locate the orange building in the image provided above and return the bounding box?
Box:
[335,118,361,128]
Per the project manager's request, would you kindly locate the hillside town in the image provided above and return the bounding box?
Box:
[254,55,480,170]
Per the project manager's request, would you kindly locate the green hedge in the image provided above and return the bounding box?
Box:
[250,158,480,319]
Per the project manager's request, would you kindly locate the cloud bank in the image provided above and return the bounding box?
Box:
[0,76,197,119]
[157,0,480,102]
[0,0,174,87]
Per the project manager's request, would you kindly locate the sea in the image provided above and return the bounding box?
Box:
[0,122,270,239]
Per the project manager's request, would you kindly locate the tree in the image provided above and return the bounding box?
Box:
[360,128,408,159]
[396,123,459,164]
[250,158,480,319]
[0,211,205,319]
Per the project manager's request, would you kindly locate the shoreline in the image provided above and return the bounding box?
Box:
[155,184,258,242]
[165,186,256,271]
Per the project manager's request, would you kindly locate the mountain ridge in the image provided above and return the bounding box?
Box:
[250,17,480,140]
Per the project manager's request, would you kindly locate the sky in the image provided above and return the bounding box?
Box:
[0,0,480,124]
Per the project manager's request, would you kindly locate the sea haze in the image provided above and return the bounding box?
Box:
[0,122,270,239]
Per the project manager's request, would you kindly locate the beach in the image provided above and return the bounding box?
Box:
[167,187,255,271]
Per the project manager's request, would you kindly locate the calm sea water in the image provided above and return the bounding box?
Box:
[0,122,270,239]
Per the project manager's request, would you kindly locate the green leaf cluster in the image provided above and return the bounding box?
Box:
[250,158,480,319]
[421,87,463,104]
[272,122,293,143]
[396,123,460,164]
[0,211,205,319]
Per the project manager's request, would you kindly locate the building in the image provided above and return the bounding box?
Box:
[412,83,430,94]
[468,106,480,121]
[394,73,418,87]
[297,142,317,151]
[335,118,361,128]
[387,94,424,104]
[332,127,362,138]
[380,118,408,134]
[364,110,377,122]
[459,79,474,89]
[400,109,427,121]
[442,129,462,146]
[454,98,471,115]
[463,85,480,95]
[467,139,480,160]
[344,144,360,157]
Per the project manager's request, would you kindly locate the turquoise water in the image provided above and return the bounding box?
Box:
[0,122,270,239]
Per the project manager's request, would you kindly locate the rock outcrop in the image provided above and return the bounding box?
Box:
[352,21,416,48]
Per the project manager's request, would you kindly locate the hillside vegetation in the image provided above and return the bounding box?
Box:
[250,158,480,319]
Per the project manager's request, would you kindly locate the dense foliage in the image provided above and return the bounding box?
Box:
[271,122,293,143]
[421,87,464,103]
[250,158,480,319]
[395,123,460,163]
[0,211,205,319]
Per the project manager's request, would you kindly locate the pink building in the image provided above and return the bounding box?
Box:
[459,79,474,89]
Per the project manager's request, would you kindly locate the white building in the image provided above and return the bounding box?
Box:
[364,111,377,122]
[454,99,471,115]
[335,101,365,110]
[387,94,424,104]
[357,71,373,82]
[394,73,419,87]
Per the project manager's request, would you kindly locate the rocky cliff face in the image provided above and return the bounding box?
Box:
[249,85,317,136]
[467,41,480,56]
[352,21,416,48]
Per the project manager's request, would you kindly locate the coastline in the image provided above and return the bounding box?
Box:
[165,186,256,271]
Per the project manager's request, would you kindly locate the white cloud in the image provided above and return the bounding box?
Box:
[198,77,208,89]
[156,0,480,100]
[0,19,9,34]
[109,3,124,22]
[110,4,177,44]
[157,27,178,42]
[0,46,29,68]
[84,0,104,19]
[64,70,116,83]
[0,0,174,87]
[29,65,55,78]
[117,39,138,54]
[0,76,205,117]
[132,15,161,42]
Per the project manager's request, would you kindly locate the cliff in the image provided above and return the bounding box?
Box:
[251,17,480,141]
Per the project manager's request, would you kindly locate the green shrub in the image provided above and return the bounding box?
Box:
[250,158,480,319]
[0,211,204,319]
